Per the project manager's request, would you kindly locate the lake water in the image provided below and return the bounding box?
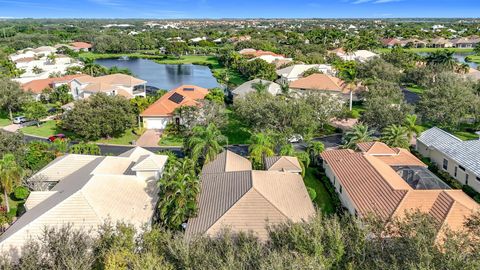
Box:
[417,52,478,69]
[95,58,219,90]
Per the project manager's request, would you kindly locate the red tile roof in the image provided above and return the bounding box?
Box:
[141,85,209,117]
[22,74,86,94]
[70,42,92,49]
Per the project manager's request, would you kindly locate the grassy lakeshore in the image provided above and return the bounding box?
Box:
[465,55,480,64]
[79,52,248,86]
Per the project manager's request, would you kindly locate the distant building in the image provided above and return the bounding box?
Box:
[231,79,281,99]
[21,74,86,100]
[276,64,334,84]
[70,42,93,52]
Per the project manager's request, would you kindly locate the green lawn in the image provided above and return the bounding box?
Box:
[376,48,474,54]
[351,103,366,119]
[465,55,480,64]
[20,120,140,145]
[96,129,139,145]
[158,133,184,146]
[405,85,425,94]
[223,109,251,145]
[452,131,479,141]
[78,51,165,61]
[20,120,72,138]
[0,111,11,127]
[304,167,335,214]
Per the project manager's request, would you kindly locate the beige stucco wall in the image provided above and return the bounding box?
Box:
[416,141,480,193]
[323,161,358,216]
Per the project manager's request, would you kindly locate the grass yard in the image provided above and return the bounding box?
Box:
[376,47,474,54]
[405,85,425,94]
[452,131,479,141]
[223,109,251,145]
[351,103,366,119]
[78,51,165,61]
[158,133,184,146]
[304,167,335,214]
[465,55,480,64]
[20,120,73,138]
[96,129,139,145]
[0,111,11,127]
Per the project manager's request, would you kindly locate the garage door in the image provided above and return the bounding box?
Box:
[144,117,169,130]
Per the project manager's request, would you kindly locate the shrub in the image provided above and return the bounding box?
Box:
[13,186,29,200]
[463,185,480,203]
[306,187,317,201]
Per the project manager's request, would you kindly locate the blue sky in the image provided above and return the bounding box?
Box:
[0,0,478,19]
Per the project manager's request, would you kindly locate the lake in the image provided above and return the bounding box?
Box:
[95,58,219,90]
[418,52,478,69]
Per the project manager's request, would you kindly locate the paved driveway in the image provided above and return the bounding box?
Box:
[2,124,21,132]
[136,129,162,147]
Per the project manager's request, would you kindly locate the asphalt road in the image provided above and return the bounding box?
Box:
[23,133,343,157]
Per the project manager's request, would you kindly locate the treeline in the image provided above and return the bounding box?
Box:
[1,211,479,269]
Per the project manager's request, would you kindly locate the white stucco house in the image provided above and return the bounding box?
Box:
[416,127,480,193]
[231,79,281,99]
[276,64,335,84]
[70,74,147,100]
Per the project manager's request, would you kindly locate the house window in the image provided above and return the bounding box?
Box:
[333,176,336,184]
[443,159,448,170]
[459,165,465,171]
[466,174,469,185]
[339,185,343,194]
[477,176,480,182]
[454,167,457,177]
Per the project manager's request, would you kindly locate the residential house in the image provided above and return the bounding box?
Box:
[401,39,427,48]
[185,150,315,241]
[276,64,335,84]
[451,36,480,48]
[10,46,81,84]
[289,73,362,108]
[0,147,168,259]
[321,142,479,237]
[429,37,453,48]
[141,85,209,129]
[70,74,147,100]
[381,38,403,48]
[21,74,86,100]
[70,42,93,52]
[333,49,378,62]
[416,127,480,193]
[231,79,281,99]
[239,49,292,64]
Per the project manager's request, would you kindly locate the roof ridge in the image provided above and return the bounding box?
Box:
[251,186,290,220]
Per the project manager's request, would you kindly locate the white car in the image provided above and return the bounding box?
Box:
[288,134,303,143]
[13,116,27,124]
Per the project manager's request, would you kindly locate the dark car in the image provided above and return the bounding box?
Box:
[48,134,66,142]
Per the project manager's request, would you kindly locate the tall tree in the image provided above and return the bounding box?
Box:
[418,72,475,129]
[157,157,199,230]
[24,101,48,127]
[0,77,28,120]
[0,154,23,213]
[186,123,226,165]
[404,114,421,141]
[381,124,410,149]
[248,132,275,168]
[342,124,374,149]
[306,141,325,166]
[361,80,412,130]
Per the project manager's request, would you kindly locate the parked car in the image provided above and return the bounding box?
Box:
[12,116,27,124]
[288,134,303,143]
[48,134,66,142]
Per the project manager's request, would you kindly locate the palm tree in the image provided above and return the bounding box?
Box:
[404,114,422,142]
[47,52,56,64]
[337,61,359,111]
[0,154,23,213]
[157,158,199,230]
[306,141,325,166]
[186,123,226,165]
[342,124,374,149]
[251,80,270,94]
[280,82,290,96]
[425,49,457,70]
[248,132,275,168]
[381,124,410,149]
[279,143,295,156]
